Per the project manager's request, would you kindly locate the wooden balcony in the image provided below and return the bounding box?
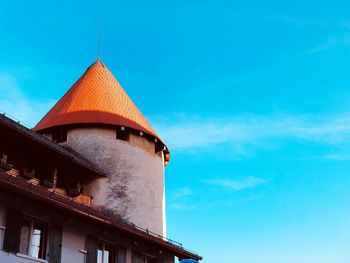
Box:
[4,165,92,206]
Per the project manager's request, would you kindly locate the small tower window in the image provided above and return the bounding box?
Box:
[155,140,164,153]
[52,127,67,143]
[116,127,129,141]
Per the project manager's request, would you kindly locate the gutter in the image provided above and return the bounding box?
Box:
[0,172,202,261]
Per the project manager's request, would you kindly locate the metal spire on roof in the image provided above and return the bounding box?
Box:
[98,16,102,60]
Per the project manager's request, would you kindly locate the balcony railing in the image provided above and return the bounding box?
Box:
[0,165,201,260]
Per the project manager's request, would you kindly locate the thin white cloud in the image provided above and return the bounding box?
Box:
[264,15,350,29]
[264,15,314,26]
[153,114,350,153]
[169,202,197,211]
[0,71,55,127]
[322,153,350,161]
[263,15,350,55]
[172,187,193,199]
[169,187,196,211]
[308,36,350,54]
[205,176,266,191]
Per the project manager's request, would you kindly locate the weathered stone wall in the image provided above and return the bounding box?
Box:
[63,127,166,236]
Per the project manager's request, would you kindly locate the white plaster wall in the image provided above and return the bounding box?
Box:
[61,224,85,263]
[63,127,166,236]
[0,251,48,263]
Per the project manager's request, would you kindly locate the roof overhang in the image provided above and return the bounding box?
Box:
[0,172,202,261]
[0,114,106,177]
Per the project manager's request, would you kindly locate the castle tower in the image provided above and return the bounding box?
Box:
[34,60,170,236]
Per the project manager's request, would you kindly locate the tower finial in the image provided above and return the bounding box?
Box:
[98,16,102,60]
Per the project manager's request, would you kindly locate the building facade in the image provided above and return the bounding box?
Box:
[0,60,201,263]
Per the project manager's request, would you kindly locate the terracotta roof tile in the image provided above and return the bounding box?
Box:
[34,60,159,139]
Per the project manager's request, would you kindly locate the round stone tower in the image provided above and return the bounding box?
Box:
[34,60,170,236]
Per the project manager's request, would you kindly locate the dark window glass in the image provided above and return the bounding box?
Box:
[52,128,67,143]
[133,253,158,263]
[117,246,126,263]
[146,258,156,263]
[155,142,164,153]
[116,130,129,141]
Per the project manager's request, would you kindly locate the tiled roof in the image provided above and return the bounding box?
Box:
[0,114,106,177]
[34,60,159,139]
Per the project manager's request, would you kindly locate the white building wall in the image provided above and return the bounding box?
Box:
[63,127,166,236]
[0,251,48,263]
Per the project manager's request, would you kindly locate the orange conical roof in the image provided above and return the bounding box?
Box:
[34,60,158,138]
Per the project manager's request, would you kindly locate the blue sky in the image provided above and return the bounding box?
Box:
[1,1,350,262]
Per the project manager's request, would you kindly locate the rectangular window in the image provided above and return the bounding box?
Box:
[4,210,61,262]
[116,129,129,141]
[155,142,164,153]
[18,217,47,259]
[52,127,67,143]
[145,257,156,263]
[97,241,115,263]
[133,253,157,263]
[142,255,157,263]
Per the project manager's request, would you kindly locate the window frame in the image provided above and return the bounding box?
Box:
[142,255,157,263]
[133,252,158,263]
[18,215,48,260]
[97,240,116,263]
[51,127,67,143]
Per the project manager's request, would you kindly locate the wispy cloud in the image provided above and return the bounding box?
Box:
[263,15,350,55]
[169,202,197,211]
[308,36,350,54]
[0,71,55,127]
[169,186,197,211]
[264,15,314,26]
[172,187,193,199]
[153,114,350,154]
[205,176,266,191]
[322,153,350,161]
[263,15,337,27]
